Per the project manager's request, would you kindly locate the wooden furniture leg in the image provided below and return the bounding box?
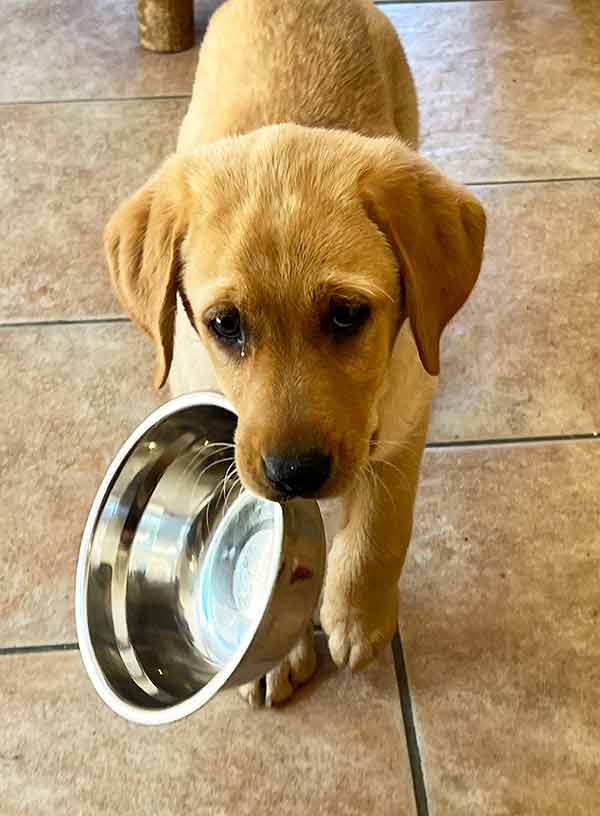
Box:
[136,0,195,53]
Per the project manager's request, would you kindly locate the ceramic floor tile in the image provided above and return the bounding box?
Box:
[429,179,600,442]
[390,0,600,182]
[0,0,218,102]
[0,323,161,647]
[400,441,600,815]
[0,99,187,322]
[0,640,416,816]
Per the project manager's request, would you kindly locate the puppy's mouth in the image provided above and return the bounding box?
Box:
[236,478,334,504]
[237,459,368,503]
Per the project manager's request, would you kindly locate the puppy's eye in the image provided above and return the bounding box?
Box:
[209,307,243,346]
[329,298,370,336]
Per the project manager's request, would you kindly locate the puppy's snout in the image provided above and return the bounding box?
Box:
[262,450,331,497]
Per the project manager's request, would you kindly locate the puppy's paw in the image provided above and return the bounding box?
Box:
[238,625,317,708]
[320,589,397,671]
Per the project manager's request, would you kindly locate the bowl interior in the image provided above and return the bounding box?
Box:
[195,491,280,665]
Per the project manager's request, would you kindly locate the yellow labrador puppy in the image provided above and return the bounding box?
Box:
[105,0,486,705]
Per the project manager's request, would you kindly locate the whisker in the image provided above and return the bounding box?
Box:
[224,471,242,507]
[367,462,399,511]
[363,435,421,454]
[176,441,235,487]
[220,461,238,506]
[375,458,414,495]
[175,446,208,492]
[358,281,396,304]
[362,462,396,514]
[189,454,235,502]
[364,437,422,473]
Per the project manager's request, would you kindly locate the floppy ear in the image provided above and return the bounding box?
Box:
[104,156,192,389]
[361,142,486,375]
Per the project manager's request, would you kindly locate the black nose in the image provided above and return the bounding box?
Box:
[262,450,331,497]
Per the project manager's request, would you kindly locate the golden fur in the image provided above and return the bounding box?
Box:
[105,0,486,705]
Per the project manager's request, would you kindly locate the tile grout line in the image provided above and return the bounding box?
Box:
[392,629,430,816]
[0,94,191,107]
[0,316,130,329]
[0,642,79,656]
[427,431,599,450]
[466,175,600,188]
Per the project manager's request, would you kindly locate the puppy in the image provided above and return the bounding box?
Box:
[105,0,486,706]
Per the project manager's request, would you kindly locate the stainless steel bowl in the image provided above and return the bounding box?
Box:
[75,392,326,725]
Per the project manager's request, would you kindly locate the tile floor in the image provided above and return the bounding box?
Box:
[1,1,599,814]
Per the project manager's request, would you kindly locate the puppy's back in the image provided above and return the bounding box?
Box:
[178,0,417,149]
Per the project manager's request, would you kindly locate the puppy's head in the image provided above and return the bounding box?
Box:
[106,125,485,499]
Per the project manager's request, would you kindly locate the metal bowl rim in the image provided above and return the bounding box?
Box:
[75,391,285,726]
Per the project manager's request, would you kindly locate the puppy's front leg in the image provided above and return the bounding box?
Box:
[321,437,425,670]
